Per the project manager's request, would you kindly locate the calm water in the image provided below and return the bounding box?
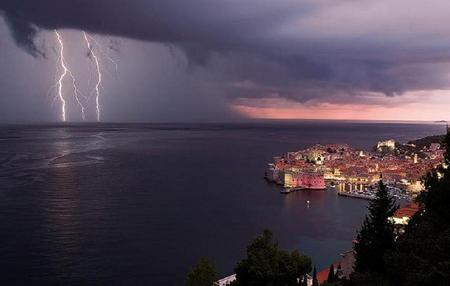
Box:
[0,122,444,285]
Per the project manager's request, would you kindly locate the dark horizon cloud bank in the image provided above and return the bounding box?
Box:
[1,0,450,122]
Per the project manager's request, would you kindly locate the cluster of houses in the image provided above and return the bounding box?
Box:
[265,139,445,194]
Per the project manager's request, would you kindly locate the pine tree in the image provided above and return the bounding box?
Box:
[353,180,398,274]
[327,264,335,283]
[312,266,319,286]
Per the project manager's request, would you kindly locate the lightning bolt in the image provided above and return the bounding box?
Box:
[67,69,86,121]
[85,33,119,74]
[55,31,67,122]
[83,32,102,121]
[51,31,116,122]
[54,30,87,121]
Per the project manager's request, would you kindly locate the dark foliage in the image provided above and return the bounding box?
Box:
[327,264,335,283]
[385,129,450,286]
[185,257,217,286]
[353,180,398,274]
[234,230,311,286]
[312,266,318,286]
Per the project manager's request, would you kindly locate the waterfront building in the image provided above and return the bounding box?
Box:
[283,172,325,190]
[265,163,278,182]
[284,172,295,188]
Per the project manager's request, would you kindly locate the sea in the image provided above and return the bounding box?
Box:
[0,121,445,285]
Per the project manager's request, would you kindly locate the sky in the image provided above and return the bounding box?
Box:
[1,0,450,122]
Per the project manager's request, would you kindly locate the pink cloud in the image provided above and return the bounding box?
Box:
[231,90,450,121]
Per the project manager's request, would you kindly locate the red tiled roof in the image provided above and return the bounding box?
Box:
[394,202,419,218]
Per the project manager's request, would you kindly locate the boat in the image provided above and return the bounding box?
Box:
[280,188,293,194]
[337,191,375,200]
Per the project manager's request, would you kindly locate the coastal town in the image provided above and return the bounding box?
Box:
[264,136,445,200]
[215,134,447,286]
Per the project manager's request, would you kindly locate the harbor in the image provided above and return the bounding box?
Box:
[336,182,413,201]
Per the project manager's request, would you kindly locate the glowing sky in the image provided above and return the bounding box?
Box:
[0,0,450,122]
[231,90,450,121]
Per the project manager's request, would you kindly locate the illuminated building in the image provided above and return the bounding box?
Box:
[389,202,420,234]
[284,172,325,190]
[377,139,396,151]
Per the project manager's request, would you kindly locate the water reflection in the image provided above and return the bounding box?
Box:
[41,129,83,281]
[282,189,326,210]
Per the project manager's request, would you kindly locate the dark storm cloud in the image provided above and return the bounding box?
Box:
[2,0,450,106]
[0,1,299,56]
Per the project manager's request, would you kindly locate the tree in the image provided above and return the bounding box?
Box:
[385,128,450,285]
[234,230,311,286]
[353,180,398,274]
[312,266,319,286]
[327,264,335,283]
[185,257,217,286]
